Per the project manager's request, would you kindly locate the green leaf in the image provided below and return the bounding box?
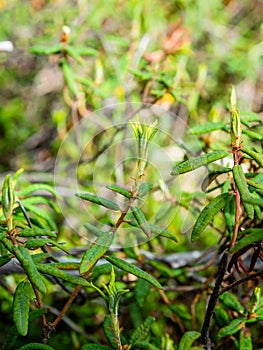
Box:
[2,309,46,350]
[130,316,155,345]
[18,184,58,198]
[17,344,55,350]
[243,196,263,207]
[243,129,263,141]
[233,165,254,219]
[13,280,31,336]
[36,264,90,287]
[19,227,57,238]
[190,121,226,135]
[29,44,62,55]
[84,222,105,237]
[48,261,80,270]
[230,228,263,253]
[31,253,53,263]
[239,330,253,350]
[103,314,118,349]
[178,331,201,350]
[61,60,79,96]
[201,167,232,191]
[214,307,230,328]
[25,238,69,254]
[73,46,97,56]
[14,245,46,293]
[81,345,113,350]
[171,150,229,175]
[241,112,261,123]
[224,196,235,238]
[130,206,151,238]
[76,192,119,211]
[191,193,233,242]
[219,292,245,314]
[138,182,153,197]
[149,224,178,242]
[80,232,114,274]
[218,317,244,338]
[89,263,112,280]
[66,45,84,64]
[106,184,132,198]
[2,174,15,219]
[242,147,263,167]
[105,255,162,289]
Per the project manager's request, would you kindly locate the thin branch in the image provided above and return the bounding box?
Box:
[220,270,263,294]
[200,252,229,348]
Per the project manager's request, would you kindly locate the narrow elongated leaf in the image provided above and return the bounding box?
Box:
[171,150,229,175]
[17,343,55,350]
[61,61,79,96]
[103,314,118,349]
[19,227,57,238]
[130,206,151,237]
[89,263,112,280]
[66,46,84,64]
[31,253,52,263]
[29,44,62,55]
[233,165,254,219]
[84,222,105,237]
[149,224,178,242]
[76,193,119,211]
[230,228,263,253]
[219,292,245,314]
[2,174,15,219]
[190,121,226,135]
[218,317,244,338]
[224,196,235,237]
[130,316,155,345]
[25,238,69,254]
[242,147,263,167]
[106,184,132,198]
[13,280,31,336]
[243,129,263,141]
[105,255,162,289]
[247,179,263,191]
[36,264,90,287]
[81,345,113,350]
[191,193,233,242]
[178,331,201,350]
[243,196,263,207]
[214,307,230,328]
[80,232,114,274]
[73,46,97,56]
[48,262,80,270]
[18,184,58,197]
[241,112,261,123]
[14,245,46,293]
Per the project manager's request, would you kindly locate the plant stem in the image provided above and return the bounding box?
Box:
[200,252,229,348]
